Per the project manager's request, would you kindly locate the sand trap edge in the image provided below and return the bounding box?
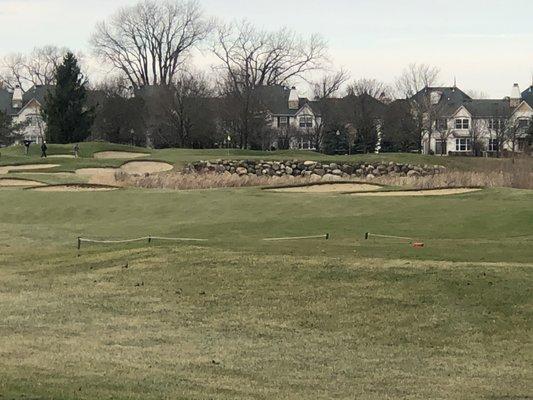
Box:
[94,151,151,159]
[345,187,484,196]
[263,180,387,191]
[26,183,121,192]
[0,177,47,187]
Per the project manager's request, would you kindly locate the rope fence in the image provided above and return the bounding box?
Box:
[263,234,330,242]
[77,236,208,250]
[364,232,415,241]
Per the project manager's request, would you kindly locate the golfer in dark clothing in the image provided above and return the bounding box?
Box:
[23,140,32,155]
[40,142,48,158]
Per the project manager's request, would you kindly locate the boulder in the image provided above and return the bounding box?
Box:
[236,167,248,175]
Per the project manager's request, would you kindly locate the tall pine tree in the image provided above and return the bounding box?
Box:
[42,52,94,143]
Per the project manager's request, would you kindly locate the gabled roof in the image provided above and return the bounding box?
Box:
[0,85,53,116]
[522,85,533,107]
[462,99,511,118]
[253,85,318,116]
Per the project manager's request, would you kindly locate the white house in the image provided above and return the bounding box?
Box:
[0,84,51,144]
[255,85,322,150]
[420,84,533,155]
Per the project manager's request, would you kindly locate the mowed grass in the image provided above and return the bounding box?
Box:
[0,183,532,399]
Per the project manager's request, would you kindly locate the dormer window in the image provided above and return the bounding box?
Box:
[299,115,313,128]
[455,118,469,130]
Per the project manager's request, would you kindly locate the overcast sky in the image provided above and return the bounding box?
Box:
[1,0,532,97]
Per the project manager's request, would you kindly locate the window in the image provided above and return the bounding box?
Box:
[455,138,472,152]
[279,116,288,127]
[299,115,313,128]
[488,139,499,152]
[455,118,469,130]
[489,119,504,130]
[517,119,530,129]
[435,140,447,155]
[437,118,447,131]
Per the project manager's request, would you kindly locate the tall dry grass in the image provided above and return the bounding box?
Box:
[115,171,323,190]
[373,160,532,189]
[117,159,532,191]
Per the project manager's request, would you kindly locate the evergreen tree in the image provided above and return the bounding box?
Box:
[42,52,94,143]
[0,110,24,146]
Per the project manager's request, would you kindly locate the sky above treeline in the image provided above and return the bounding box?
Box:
[0,0,532,98]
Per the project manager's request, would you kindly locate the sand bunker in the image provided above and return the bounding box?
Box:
[94,151,149,159]
[32,184,118,192]
[0,164,60,175]
[76,168,118,185]
[270,183,382,193]
[48,154,75,159]
[350,188,482,197]
[0,178,45,187]
[120,161,174,174]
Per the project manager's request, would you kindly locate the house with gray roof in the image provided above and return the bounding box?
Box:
[0,84,52,144]
[255,85,322,150]
[418,84,532,155]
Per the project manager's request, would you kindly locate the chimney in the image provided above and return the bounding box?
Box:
[288,86,299,110]
[12,85,23,109]
[510,83,521,108]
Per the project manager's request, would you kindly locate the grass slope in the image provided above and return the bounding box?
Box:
[0,144,531,399]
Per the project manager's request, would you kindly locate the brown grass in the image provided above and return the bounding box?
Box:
[116,171,328,190]
[372,160,532,190]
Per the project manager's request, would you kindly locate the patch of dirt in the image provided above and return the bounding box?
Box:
[93,151,149,159]
[75,168,119,185]
[31,184,118,192]
[48,155,75,159]
[350,188,483,197]
[0,164,60,174]
[120,161,174,175]
[269,183,382,193]
[0,178,45,187]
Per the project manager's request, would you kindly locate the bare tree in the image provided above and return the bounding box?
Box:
[345,79,389,153]
[0,46,69,91]
[395,63,440,98]
[395,63,442,153]
[347,78,392,98]
[91,0,210,89]
[466,90,490,99]
[212,21,327,148]
[310,69,350,150]
[470,119,487,156]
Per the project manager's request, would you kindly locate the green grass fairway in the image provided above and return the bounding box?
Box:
[0,145,532,399]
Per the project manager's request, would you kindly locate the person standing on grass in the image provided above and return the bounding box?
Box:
[23,139,32,155]
[73,143,79,158]
[40,141,48,158]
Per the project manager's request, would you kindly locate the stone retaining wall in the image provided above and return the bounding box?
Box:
[185,160,446,180]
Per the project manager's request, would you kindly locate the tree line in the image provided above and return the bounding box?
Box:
[0,0,531,154]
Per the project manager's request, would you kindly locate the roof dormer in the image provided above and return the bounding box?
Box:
[12,85,23,109]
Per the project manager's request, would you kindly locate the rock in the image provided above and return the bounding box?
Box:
[366,174,375,180]
[332,169,343,176]
[322,173,337,181]
[313,168,325,176]
[303,161,316,167]
[285,167,293,175]
[407,170,421,177]
[236,167,248,175]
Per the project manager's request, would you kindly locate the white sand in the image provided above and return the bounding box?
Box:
[32,185,118,192]
[270,183,381,193]
[350,188,482,197]
[0,164,60,174]
[0,179,45,187]
[93,151,149,159]
[120,161,174,174]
